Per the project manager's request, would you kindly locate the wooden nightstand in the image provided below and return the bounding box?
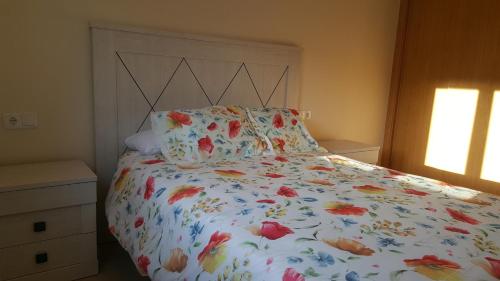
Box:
[319,140,380,164]
[0,160,98,281]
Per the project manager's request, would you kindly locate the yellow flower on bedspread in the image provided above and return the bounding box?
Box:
[306,179,334,186]
[163,248,188,273]
[114,167,130,191]
[322,237,374,256]
[198,231,232,273]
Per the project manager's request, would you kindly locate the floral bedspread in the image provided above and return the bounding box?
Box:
[106,151,500,281]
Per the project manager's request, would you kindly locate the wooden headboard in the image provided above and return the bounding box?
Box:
[90,23,301,239]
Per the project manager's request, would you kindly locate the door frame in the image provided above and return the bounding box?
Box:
[380,0,410,167]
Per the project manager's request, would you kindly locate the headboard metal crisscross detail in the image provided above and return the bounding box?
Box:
[116,51,290,138]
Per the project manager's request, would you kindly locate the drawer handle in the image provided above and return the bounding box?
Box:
[35,252,48,264]
[33,221,46,232]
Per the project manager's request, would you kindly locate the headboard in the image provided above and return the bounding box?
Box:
[91,23,301,239]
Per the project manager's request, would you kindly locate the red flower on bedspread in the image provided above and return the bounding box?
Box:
[291,119,298,126]
[324,202,368,216]
[168,111,192,128]
[272,138,286,152]
[282,268,305,281]
[214,169,246,177]
[404,255,461,269]
[273,113,284,128]
[275,156,288,162]
[445,226,470,234]
[257,199,276,204]
[144,176,155,200]
[141,159,165,165]
[289,108,300,116]
[168,185,203,205]
[134,217,144,228]
[198,135,214,154]
[260,221,294,240]
[265,173,285,178]
[483,257,500,278]
[277,186,298,197]
[353,185,386,194]
[228,120,241,138]
[207,122,217,131]
[446,208,480,225]
[404,255,462,281]
[137,255,150,274]
[307,165,335,172]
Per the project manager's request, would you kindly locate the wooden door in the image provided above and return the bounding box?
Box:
[385,0,500,195]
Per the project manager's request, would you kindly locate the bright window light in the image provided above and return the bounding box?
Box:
[481,91,500,182]
[424,88,479,174]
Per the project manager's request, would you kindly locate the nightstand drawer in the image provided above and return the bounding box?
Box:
[0,182,96,217]
[0,233,96,280]
[0,205,96,248]
[339,150,379,164]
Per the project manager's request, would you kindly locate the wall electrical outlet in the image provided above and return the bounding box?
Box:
[3,112,38,129]
[299,110,312,120]
[3,113,22,129]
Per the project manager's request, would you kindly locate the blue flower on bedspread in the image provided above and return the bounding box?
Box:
[189,221,204,242]
[378,237,403,248]
[309,251,335,267]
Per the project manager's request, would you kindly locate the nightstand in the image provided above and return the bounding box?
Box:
[0,160,98,281]
[319,139,380,164]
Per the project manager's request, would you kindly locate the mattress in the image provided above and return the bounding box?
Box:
[106,151,500,281]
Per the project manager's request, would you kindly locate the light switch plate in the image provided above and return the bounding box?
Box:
[21,112,38,128]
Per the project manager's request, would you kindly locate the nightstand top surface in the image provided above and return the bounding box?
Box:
[0,160,96,192]
[319,139,380,153]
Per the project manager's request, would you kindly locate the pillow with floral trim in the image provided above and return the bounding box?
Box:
[246,107,324,153]
[151,105,273,163]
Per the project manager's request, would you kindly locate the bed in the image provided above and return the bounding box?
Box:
[92,24,500,280]
[106,151,499,281]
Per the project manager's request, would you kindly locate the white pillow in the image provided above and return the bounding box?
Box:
[124,130,161,155]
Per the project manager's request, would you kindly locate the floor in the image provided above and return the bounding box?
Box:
[79,243,149,281]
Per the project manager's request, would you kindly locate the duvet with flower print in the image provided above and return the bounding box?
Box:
[106,151,500,281]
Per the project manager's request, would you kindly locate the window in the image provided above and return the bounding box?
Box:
[481,91,500,182]
[424,88,479,174]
